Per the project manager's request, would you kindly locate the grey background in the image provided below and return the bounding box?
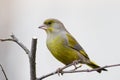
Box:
[0,0,120,80]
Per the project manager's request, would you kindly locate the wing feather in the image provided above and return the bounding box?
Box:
[66,33,89,59]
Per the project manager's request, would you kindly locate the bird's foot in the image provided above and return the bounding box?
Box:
[56,68,63,76]
[72,60,82,71]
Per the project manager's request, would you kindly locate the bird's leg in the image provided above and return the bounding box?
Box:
[71,60,82,71]
[72,60,78,69]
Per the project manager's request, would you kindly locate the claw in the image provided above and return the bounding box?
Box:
[79,64,82,68]
[72,60,82,70]
[56,68,63,76]
[72,60,79,69]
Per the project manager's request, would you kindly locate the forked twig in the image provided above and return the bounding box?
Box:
[1,34,120,80]
[0,34,37,80]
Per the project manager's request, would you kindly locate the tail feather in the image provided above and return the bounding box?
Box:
[87,61,107,73]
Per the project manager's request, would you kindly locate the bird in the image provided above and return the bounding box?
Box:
[38,18,107,73]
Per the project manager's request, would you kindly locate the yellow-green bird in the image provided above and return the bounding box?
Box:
[39,18,107,73]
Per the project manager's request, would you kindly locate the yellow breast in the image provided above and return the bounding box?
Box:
[46,35,80,65]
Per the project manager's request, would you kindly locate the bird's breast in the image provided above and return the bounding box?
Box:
[46,34,80,65]
[46,35,65,54]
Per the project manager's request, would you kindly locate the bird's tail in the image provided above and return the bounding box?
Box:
[87,61,107,73]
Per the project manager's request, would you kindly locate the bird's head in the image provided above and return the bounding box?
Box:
[39,18,67,34]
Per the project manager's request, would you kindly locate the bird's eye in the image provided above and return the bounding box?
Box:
[47,22,52,25]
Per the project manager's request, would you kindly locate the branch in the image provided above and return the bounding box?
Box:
[62,64,120,73]
[29,38,37,80]
[0,34,37,80]
[1,34,120,80]
[0,64,8,80]
[37,59,83,80]
[37,63,120,80]
[0,34,30,54]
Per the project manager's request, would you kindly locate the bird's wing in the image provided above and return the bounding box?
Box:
[66,33,89,59]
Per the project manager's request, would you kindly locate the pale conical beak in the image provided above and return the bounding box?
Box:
[38,24,47,30]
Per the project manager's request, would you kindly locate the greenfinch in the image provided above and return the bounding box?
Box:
[39,18,107,73]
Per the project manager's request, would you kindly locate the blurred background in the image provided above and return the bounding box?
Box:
[0,0,120,80]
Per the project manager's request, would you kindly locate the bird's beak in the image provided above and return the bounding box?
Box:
[38,24,47,30]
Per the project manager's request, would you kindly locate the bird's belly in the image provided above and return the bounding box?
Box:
[47,40,80,65]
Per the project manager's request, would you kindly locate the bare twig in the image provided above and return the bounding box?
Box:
[0,64,8,80]
[62,64,120,73]
[36,64,72,80]
[37,59,83,80]
[0,34,30,54]
[0,34,37,80]
[1,34,120,80]
[37,63,120,80]
[29,38,37,80]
